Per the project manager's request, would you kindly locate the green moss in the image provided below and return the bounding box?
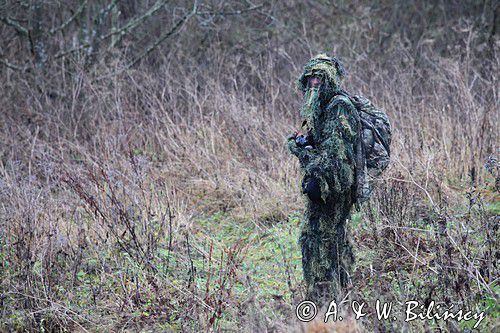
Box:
[485,201,500,215]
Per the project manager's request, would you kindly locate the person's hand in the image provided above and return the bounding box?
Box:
[288,131,315,158]
[288,131,299,141]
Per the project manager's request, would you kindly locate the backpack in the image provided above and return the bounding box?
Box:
[334,92,392,208]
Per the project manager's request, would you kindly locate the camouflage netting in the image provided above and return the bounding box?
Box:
[288,54,358,303]
[296,53,346,93]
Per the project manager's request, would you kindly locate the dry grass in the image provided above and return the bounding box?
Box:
[0,1,499,332]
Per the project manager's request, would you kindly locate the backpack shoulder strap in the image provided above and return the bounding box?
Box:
[325,90,356,114]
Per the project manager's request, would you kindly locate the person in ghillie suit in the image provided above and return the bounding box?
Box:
[288,54,391,304]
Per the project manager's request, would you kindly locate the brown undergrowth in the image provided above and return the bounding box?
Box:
[0,1,498,332]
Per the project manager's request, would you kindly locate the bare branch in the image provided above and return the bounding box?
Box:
[99,0,119,19]
[54,0,167,59]
[125,4,196,69]
[49,0,88,35]
[0,58,28,71]
[101,0,167,40]
[0,16,29,36]
[54,43,91,59]
[196,3,264,16]
[93,1,198,81]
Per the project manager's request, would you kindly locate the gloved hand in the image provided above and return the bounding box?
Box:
[302,176,322,202]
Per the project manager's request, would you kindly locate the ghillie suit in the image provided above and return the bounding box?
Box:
[288,54,391,304]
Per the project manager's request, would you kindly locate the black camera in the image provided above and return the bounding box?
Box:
[295,133,314,148]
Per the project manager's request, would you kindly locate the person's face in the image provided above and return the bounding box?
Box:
[307,76,322,88]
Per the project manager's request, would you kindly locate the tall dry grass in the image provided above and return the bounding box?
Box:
[0,1,498,331]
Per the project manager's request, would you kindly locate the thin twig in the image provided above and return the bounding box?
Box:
[125,6,196,69]
[54,0,165,59]
[196,3,264,16]
[49,0,88,35]
[0,16,29,36]
[101,0,166,41]
[447,233,494,294]
[0,58,28,71]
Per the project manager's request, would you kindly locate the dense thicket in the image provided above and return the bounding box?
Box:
[0,1,498,332]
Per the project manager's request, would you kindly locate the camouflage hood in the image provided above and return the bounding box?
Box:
[297,54,346,93]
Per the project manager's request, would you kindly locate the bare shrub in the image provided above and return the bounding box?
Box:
[0,0,498,331]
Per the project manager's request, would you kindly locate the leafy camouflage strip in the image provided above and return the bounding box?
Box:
[296,53,346,93]
[289,98,358,302]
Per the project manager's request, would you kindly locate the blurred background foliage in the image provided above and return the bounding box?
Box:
[0,0,498,332]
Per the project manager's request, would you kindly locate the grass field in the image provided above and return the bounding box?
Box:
[0,1,498,332]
